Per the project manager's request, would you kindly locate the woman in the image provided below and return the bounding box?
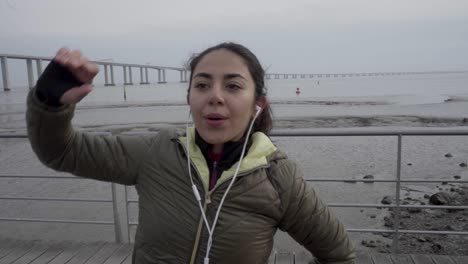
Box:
[26,42,355,264]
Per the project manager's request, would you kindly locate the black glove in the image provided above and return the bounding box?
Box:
[35,60,84,107]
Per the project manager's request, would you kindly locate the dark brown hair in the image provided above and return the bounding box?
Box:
[187,42,273,135]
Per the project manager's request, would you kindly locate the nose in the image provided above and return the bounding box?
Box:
[208,83,225,106]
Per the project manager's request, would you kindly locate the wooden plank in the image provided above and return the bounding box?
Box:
[391,254,415,264]
[0,241,35,264]
[7,240,466,264]
[274,252,294,264]
[356,251,373,264]
[84,243,120,264]
[412,254,435,264]
[450,256,468,264]
[102,244,133,264]
[10,244,49,264]
[28,242,69,264]
[0,240,23,259]
[47,242,88,264]
[65,242,105,264]
[431,255,455,264]
[294,252,313,264]
[372,253,393,264]
[121,250,133,264]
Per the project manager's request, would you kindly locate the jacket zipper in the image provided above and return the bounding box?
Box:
[209,161,217,191]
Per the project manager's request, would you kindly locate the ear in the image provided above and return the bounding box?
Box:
[253,96,267,117]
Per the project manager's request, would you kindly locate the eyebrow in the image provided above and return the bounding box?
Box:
[193,72,247,80]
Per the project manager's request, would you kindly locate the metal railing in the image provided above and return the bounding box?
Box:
[0,173,125,242]
[1,127,468,253]
[270,128,468,253]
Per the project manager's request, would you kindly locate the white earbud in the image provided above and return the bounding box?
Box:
[255,105,262,115]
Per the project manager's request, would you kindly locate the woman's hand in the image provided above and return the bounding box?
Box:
[54,48,99,105]
[35,47,99,106]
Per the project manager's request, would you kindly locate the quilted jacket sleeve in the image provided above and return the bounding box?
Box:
[26,88,153,185]
[277,161,356,264]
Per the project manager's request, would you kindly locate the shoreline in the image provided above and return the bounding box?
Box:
[1,115,468,135]
[1,93,468,115]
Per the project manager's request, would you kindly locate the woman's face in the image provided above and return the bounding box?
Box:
[188,49,257,145]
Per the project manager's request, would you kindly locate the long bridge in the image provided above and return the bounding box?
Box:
[265,70,467,79]
[0,53,189,91]
[1,53,467,91]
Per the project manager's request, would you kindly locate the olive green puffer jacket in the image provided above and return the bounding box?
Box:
[26,89,355,264]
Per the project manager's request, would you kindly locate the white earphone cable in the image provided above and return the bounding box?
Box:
[186,111,213,235]
[186,106,262,264]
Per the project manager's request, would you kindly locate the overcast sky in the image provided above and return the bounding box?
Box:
[1,0,468,73]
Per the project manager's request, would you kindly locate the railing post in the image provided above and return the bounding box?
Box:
[125,186,131,242]
[36,59,43,77]
[392,135,403,253]
[1,56,11,91]
[111,183,122,243]
[27,58,34,89]
[110,65,115,86]
[111,183,129,243]
[104,64,109,86]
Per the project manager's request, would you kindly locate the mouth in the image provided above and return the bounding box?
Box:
[205,113,227,120]
[204,113,227,127]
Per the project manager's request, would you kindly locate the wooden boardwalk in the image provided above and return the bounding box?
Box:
[1,239,468,264]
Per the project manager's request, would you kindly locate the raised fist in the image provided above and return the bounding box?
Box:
[36,48,99,107]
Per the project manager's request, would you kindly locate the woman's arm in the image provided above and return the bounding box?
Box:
[26,48,154,185]
[277,161,356,264]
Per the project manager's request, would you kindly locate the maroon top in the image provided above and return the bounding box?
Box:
[208,148,223,190]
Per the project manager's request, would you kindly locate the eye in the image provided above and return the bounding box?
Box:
[226,83,241,91]
[194,82,209,90]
